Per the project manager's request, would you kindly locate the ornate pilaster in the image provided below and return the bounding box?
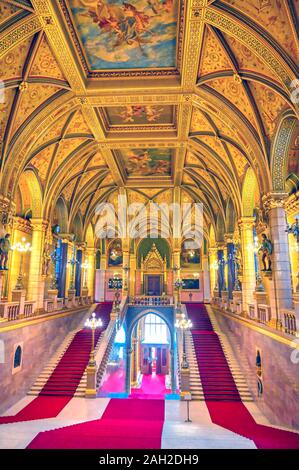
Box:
[238,217,256,314]
[262,192,293,311]
[208,246,218,294]
[86,247,96,301]
[27,219,49,309]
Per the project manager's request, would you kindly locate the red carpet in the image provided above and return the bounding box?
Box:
[27,398,165,449]
[185,303,299,449]
[0,303,112,424]
[131,374,170,399]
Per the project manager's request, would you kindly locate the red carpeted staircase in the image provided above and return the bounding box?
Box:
[39,302,112,397]
[186,303,241,401]
[185,303,299,449]
[0,303,112,424]
[38,329,102,397]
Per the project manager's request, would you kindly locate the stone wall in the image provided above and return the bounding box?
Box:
[0,309,89,414]
[215,310,299,429]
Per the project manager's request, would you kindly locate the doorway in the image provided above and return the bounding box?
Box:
[131,313,170,396]
[145,275,162,295]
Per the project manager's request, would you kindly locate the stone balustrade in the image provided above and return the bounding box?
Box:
[129,295,173,306]
[0,294,93,323]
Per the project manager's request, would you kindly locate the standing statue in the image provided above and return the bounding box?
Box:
[0,233,11,270]
[42,246,52,277]
[258,233,273,272]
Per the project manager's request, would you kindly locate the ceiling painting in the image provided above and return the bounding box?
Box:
[118,148,173,177]
[99,105,176,132]
[67,0,179,72]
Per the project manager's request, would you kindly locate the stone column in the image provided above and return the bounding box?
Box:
[208,246,218,296]
[27,219,48,310]
[202,254,211,302]
[239,217,256,314]
[86,247,96,301]
[225,234,235,300]
[263,192,293,311]
[217,245,225,297]
[129,253,136,297]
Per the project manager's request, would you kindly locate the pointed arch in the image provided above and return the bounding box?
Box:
[242,167,258,217]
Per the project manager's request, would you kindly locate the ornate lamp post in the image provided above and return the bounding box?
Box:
[111,275,122,314]
[287,216,299,292]
[175,313,192,369]
[123,265,129,292]
[11,237,32,290]
[68,245,79,290]
[81,260,90,289]
[174,278,184,314]
[85,312,103,367]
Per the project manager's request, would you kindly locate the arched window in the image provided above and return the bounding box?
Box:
[14,345,22,369]
[143,314,168,344]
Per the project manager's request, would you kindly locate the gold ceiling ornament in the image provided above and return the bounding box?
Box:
[31,0,85,93]
[204,7,296,94]
[0,15,42,59]
[182,0,207,90]
[1,94,77,198]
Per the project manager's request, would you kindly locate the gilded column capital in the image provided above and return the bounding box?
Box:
[30,219,49,233]
[224,233,234,244]
[262,192,289,212]
[238,217,256,230]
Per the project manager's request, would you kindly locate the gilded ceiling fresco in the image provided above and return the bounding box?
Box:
[100,105,175,128]
[119,148,172,177]
[68,0,178,70]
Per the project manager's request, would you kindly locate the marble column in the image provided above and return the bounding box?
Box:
[239,217,256,313]
[225,234,235,300]
[86,247,96,301]
[217,245,225,297]
[208,246,218,295]
[202,254,211,302]
[263,192,293,311]
[27,219,48,310]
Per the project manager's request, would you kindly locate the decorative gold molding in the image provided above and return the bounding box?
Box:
[0,15,42,59]
[204,7,295,91]
[31,0,85,93]
[181,1,206,90]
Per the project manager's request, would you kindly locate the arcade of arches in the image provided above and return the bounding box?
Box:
[0,0,299,452]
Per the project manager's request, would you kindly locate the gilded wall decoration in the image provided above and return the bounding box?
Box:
[30,35,66,80]
[222,0,298,63]
[0,36,32,81]
[198,26,231,77]
[249,81,289,138]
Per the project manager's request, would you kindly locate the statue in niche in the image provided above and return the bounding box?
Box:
[0,233,11,270]
[258,233,273,272]
[42,246,52,277]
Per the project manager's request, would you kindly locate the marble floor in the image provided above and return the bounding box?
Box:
[0,396,257,449]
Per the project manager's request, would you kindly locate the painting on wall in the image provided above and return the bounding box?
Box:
[68,0,178,71]
[108,239,123,266]
[180,240,201,268]
[101,105,175,127]
[119,148,172,177]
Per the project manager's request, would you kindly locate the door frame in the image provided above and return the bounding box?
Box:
[144,274,163,295]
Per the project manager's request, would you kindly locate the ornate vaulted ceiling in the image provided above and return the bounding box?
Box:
[0,0,298,239]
